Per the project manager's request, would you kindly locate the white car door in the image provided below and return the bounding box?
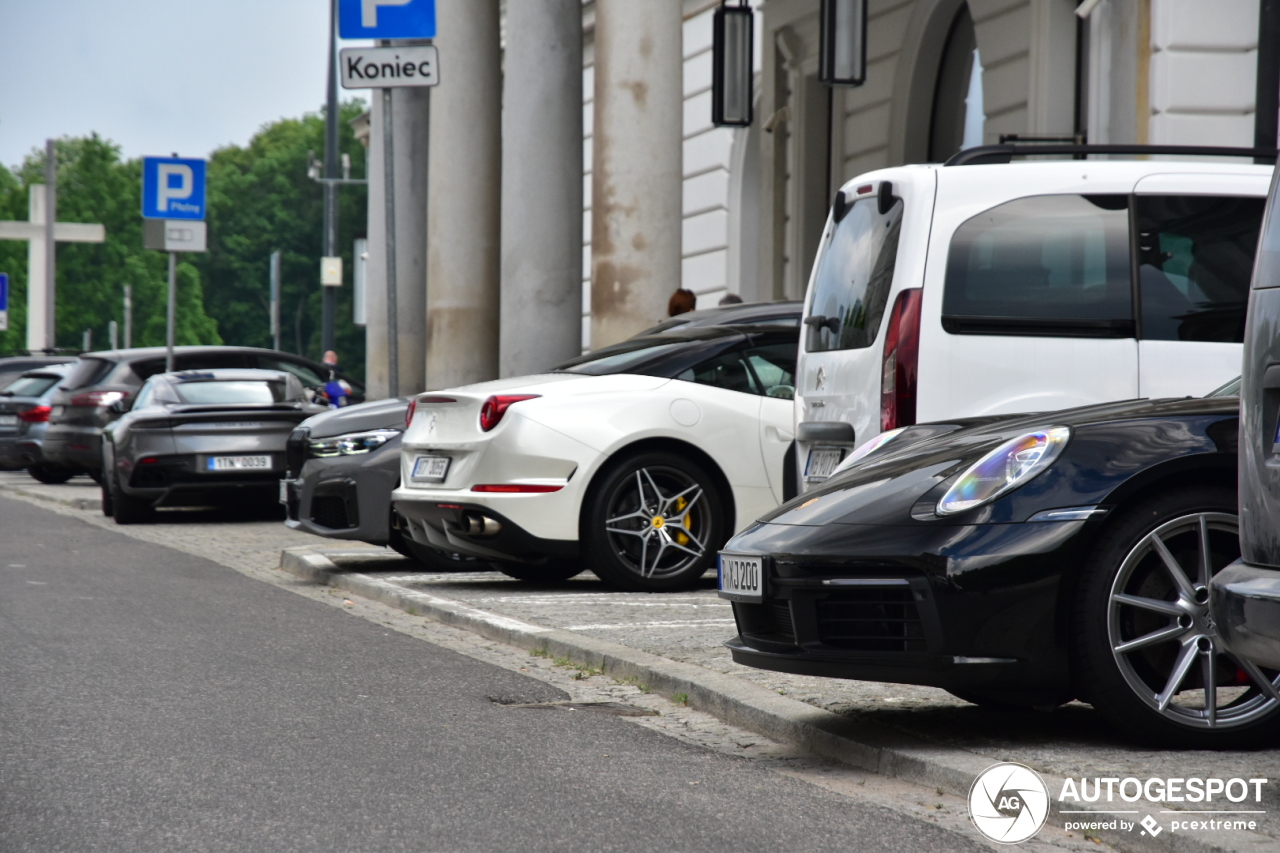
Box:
[1132,173,1269,398]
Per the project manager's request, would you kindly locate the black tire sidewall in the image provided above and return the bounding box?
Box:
[1072,486,1279,747]
[583,450,725,592]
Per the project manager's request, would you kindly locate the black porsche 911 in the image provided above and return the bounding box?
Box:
[718,380,1280,748]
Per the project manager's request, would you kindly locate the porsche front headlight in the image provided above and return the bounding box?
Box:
[309,428,401,458]
[936,427,1070,516]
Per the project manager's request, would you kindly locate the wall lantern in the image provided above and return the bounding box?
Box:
[712,2,754,127]
[819,0,867,86]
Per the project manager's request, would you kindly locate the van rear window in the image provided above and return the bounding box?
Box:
[943,194,1132,336]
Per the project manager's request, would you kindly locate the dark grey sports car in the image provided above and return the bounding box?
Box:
[101,369,327,523]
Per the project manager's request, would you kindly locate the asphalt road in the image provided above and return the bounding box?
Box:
[0,496,986,853]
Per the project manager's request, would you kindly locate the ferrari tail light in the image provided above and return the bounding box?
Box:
[69,390,128,408]
[17,405,52,423]
[881,288,922,432]
[478,395,539,432]
[405,398,417,429]
[471,484,563,493]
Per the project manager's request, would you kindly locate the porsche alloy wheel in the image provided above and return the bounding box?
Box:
[584,452,724,592]
[1076,488,1280,747]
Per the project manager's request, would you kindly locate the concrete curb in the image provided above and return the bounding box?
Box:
[280,547,1271,853]
[10,484,102,511]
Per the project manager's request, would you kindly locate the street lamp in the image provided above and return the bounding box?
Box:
[819,0,867,86]
[711,2,754,127]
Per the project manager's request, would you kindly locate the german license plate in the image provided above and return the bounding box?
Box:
[0,415,15,427]
[412,455,450,482]
[718,553,763,603]
[805,446,845,482]
[207,455,271,471]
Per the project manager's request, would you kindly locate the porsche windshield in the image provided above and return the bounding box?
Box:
[174,380,284,404]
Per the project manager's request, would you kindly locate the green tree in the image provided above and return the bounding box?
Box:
[195,100,369,378]
[0,135,222,355]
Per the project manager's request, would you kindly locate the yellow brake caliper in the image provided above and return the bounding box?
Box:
[675,496,690,545]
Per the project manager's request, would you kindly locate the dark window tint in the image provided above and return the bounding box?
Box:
[258,356,326,387]
[743,342,798,398]
[2,374,60,397]
[677,350,760,394]
[943,194,1133,335]
[807,196,903,352]
[1136,195,1263,343]
[62,357,115,390]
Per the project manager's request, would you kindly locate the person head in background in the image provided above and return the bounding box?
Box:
[668,288,696,317]
[718,293,744,306]
[322,350,339,367]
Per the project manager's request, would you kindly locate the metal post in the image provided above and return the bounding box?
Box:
[270,250,282,351]
[123,285,132,349]
[166,252,177,372]
[44,139,56,350]
[82,329,90,352]
[109,320,118,350]
[322,0,340,353]
[382,86,400,396]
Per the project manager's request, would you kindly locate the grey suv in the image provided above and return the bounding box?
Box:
[43,346,364,475]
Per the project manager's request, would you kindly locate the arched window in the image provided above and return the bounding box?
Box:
[928,4,985,161]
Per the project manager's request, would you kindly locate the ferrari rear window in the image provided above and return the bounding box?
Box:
[174,381,283,404]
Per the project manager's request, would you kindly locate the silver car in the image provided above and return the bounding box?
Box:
[101,369,327,523]
[0,363,77,482]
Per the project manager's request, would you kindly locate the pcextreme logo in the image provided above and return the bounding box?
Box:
[968,763,1051,844]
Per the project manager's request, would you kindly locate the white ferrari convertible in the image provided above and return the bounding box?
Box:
[391,325,798,591]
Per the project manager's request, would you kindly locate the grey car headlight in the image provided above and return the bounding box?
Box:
[309,428,401,458]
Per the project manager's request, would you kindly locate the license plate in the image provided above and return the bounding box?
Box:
[279,480,290,503]
[207,455,272,471]
[0,415,15,427]
[805,446,845,482]
[412,455,450,482]
[718,553,763,603]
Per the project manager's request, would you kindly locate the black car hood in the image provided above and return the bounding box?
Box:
[758,396,1239,529]
[300,396,410,437]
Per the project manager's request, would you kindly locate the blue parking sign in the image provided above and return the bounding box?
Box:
[141,157,206,220]
[0,273,8,332]
[338,0,436,39]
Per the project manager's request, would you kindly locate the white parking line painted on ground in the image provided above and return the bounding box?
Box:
[565,619,737,631]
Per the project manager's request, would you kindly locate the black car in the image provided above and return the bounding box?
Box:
[717,385,1279,748]
[101,369,327,523]
[44,346,364,475]
[1211,170,1280,681]
[636,300,802,337]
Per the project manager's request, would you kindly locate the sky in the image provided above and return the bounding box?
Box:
[0,1,369,172]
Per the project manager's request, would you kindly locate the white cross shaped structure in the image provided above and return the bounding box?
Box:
[0,185,105,351]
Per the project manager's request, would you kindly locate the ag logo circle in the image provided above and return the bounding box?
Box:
[968,762,1050,844]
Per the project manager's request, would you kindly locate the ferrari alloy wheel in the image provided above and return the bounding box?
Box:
[1075,488,1280,747]
[584,451,724,592]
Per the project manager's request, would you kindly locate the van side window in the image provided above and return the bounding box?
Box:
[806,196,903,352]
[1136,195,1264,343]
[943,194,1132,336]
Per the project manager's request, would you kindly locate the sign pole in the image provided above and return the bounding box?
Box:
[123,285,132,348]
[270,250,282,351]
[44,139,56,350]
[166,252,177,371]
[322,0,340,354]
[382,85,400,396]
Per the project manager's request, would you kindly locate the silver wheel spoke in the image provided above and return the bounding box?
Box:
[668,487,704,523]
[1156,642,1199,711]
[1201,650,1217,726]
[1150,533,1198,601]
[605,525,648,539]
[641,468,666,511]
[661,529,706,559]
[1113,592,1184,617]
[1197,515,1213,588]
[1226,652,1280,702]
[605,507,648,526]
[1114,623,1185,655]
[638,532,651,576]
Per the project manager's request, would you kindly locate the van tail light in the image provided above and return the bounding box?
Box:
[18,405,52,423]
[405,398,417,429]
[69,390,128,408]
[479,395,539,432]
[881,288,922,432]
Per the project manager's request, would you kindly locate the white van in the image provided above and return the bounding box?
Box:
[795,148,1272,490]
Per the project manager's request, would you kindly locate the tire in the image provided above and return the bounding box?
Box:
[27,465,74,485]
[110,471,153,525]
[581,450,725,592]
[100,481,114,517]
[1073,486,1280,748]
[495,560,585,583]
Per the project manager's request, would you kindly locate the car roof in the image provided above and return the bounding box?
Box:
[16,363,72,377]
[163,368,294,383]
[75,346,319,364]
[637,301,802,336]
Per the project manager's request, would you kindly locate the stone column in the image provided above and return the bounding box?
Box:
[426,0,502,388]
[364,82,430,399]
[590,0,683,349]
[500,0,584,376]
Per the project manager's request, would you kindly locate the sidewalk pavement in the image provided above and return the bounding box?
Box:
[280,545,1280,853]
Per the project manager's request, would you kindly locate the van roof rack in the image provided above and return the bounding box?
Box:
[944,144,1278,167]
